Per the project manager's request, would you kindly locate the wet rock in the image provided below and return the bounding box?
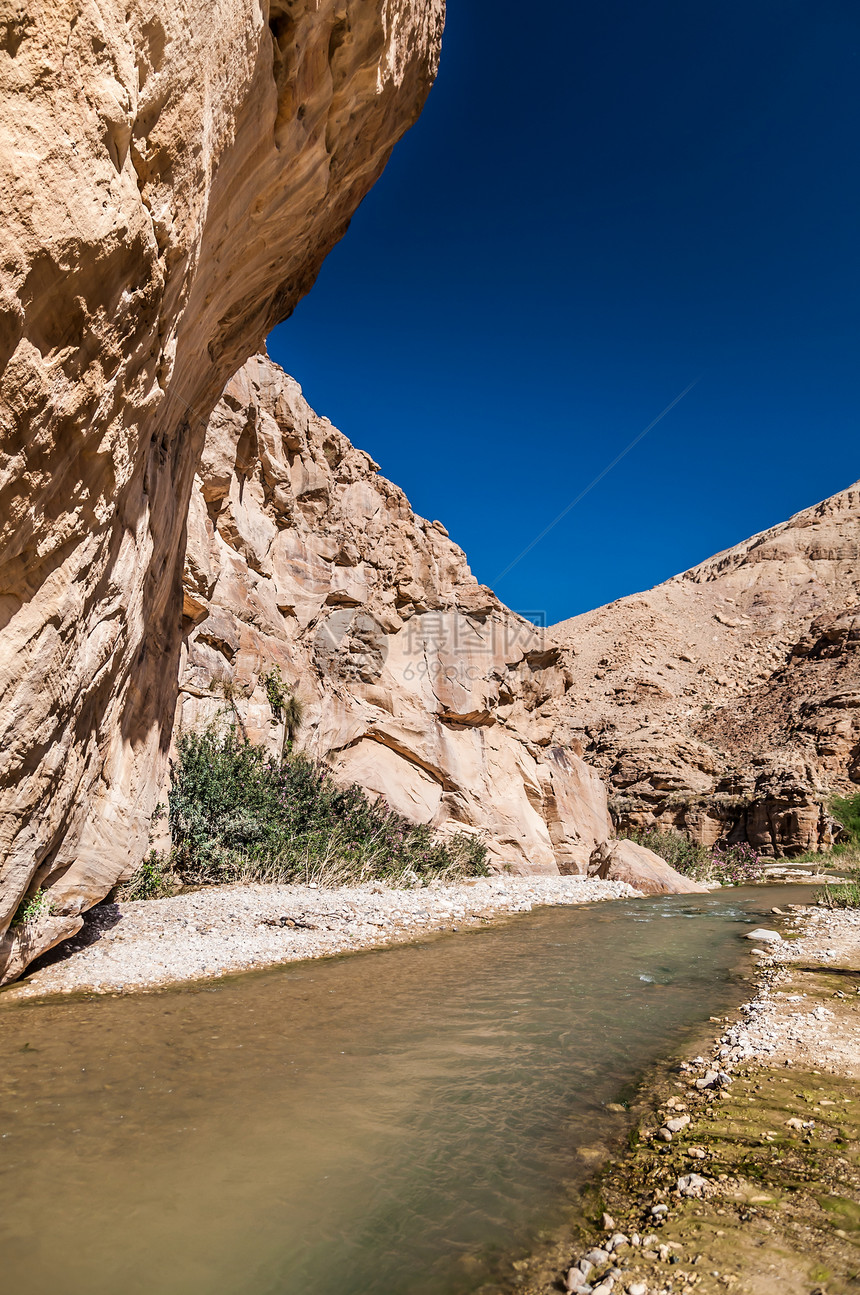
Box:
[665,1114,691,1133]
[746,929,783,943]
[695,1069,732,1090]
[677,1173,709,1197]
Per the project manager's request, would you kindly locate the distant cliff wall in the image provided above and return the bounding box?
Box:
[550,484,860,855]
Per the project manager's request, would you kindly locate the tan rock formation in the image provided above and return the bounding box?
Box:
[588,839,710,896]
[0,0,444,977]
[172,355,613,874]
[549,483,860,855]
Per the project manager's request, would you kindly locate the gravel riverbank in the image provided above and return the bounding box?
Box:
[0,875,640,1000]
[510,900,860,1295]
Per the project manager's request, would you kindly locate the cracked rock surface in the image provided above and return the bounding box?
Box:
[0,0,444,975]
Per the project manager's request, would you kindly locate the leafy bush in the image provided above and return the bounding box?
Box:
[706,841,765,885]
[625,827,707,875]
[832,793,860,845]
[817,880,860,910]
[160,726,488,891]
[625,829,764,884]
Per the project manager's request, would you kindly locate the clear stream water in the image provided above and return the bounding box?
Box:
[0,886,810,1295]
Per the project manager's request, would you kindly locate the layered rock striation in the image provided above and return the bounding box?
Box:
[0,0,444,975]
[173,355,614,874]
[549,483,860,855]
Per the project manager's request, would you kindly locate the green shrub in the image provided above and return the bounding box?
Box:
[624,827,708,875]
[623,829,764,884]
[162,726,488,891]
[816,880,860,910]
[813,793,860,905]
[832,793,860,845]
[119,850,177,901]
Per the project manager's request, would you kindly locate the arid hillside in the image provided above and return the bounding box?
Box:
[549,482,860,855]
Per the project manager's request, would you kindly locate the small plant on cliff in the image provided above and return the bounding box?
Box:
[165,725,488,889]
[261,666,305,757]
[261,665,288,720]
[11,888,53,927]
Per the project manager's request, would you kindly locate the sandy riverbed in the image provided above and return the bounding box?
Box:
[0,874,640,1000]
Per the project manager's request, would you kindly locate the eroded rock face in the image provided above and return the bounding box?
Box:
[173,356,613,874]
[0,0,444,974]
[549,484,860,855]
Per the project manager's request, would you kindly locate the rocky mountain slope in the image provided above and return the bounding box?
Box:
[0,0,445,975]
[171,355,613,874]
[549,483,860,855]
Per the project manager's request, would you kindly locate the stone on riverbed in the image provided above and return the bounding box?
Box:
[745,928,783,943]
[677,1172,709,1197]
[665,1114,691,1132]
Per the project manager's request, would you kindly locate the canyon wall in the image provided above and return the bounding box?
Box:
[549,484,860,855]
[171,355,613,874]
[0,0,445,976]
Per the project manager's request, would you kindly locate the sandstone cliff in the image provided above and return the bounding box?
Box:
[549,483,860,855]
[172,355,613,874]
[0,0,444,975]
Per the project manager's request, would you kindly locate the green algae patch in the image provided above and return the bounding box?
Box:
[494,1065,860,1295]
[817,1193,860,1231]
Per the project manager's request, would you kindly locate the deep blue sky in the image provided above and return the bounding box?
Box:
[269,0,859,625]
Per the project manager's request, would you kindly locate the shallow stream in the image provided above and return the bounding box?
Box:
[0,886,809,1294]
